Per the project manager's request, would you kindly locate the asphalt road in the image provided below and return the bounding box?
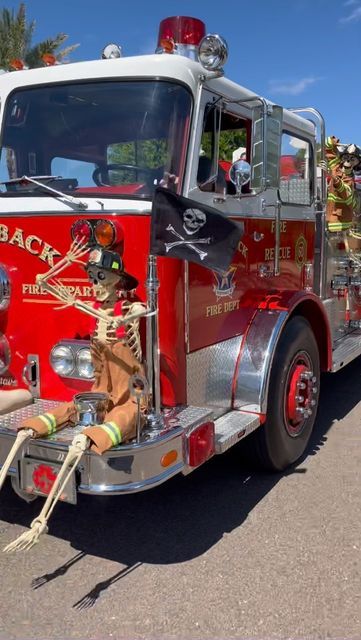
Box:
[0,359,360,640]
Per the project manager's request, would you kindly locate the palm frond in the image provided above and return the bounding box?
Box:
[0,4,78,69]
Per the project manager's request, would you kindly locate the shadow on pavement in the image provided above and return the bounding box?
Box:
[0,356,360,605]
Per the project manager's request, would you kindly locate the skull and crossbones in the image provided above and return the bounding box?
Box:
[183,209,207,235]
[164,210,210,261]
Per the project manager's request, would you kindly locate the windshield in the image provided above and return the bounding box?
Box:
[0,80,192,199]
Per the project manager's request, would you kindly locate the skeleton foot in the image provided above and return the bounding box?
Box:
[3,434,89,552]
[3,518,48,553]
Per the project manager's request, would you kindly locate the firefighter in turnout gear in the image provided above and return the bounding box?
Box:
[326,135,359,232]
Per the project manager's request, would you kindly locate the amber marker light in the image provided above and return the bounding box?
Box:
[160,450,178,467]
[159,38,175,54]
[42,53,56,66]
[94,219,124,248]
[9,58,24,70]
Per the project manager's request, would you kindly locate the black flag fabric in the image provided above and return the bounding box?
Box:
[150,187,244,273]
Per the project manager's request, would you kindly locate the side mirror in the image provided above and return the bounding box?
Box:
[251,104,283,191]
[229,160,251,196]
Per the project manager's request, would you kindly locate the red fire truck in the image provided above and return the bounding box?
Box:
[0,16,359,506]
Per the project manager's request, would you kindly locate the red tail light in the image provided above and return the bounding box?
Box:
[188,421,215,467]
[157,16,206,48]
[71,219,93,244]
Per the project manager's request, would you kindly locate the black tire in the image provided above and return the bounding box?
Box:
[248,315,320,471]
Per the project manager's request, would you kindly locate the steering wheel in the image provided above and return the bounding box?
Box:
[92,163,157,187]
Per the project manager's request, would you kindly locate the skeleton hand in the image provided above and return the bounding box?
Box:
[317,160,328,172]
[64,238,89,265]
[50,281,77,309]
[36,238,89,286]
[112,303,149,328]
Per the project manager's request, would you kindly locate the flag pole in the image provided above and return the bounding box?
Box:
[145,254,163,432]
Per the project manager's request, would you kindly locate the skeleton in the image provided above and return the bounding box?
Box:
[3,241,150,552]
[165,224,211,261]
[35,240,148,358]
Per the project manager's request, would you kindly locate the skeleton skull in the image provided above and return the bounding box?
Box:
[183,209,207,235]
[340,144,361,174]
[87,266,120,302]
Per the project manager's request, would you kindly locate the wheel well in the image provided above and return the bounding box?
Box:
[289,301,331,371]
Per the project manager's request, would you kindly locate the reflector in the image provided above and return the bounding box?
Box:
[188,421,215,467]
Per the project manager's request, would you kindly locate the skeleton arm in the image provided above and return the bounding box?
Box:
[36,239,89,287]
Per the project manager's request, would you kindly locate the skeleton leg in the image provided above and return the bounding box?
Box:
[3,434,89,552]
[0,429,34,494]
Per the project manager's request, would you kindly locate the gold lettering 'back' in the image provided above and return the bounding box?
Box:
[0,223,61,266]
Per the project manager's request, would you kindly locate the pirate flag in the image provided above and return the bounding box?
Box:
[150,187,244,273]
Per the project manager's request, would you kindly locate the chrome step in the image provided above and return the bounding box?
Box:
[332,329,361,371]
[214,410,260,454]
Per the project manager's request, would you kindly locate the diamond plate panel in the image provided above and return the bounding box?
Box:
[214,411,260,453]
[332,330,361,370]
[186,335,243,408]
[0,399,60,433]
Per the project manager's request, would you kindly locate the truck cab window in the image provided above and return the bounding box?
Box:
[279,133,312,206]
[197,107,249,195]
[0,81,192,199]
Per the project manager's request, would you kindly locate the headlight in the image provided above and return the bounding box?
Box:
[76,348,94,379]
[50,344,74,376]
[198,34,228,71]
[0,264,11,311]
[50,341,94,380]
[0,334,11,374]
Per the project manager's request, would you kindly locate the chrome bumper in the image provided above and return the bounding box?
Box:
[0,400,212,496]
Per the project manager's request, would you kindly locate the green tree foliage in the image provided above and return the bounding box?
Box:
[108,139,167,184]
[0,3,78,70]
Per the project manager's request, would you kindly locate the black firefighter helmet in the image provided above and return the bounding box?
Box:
[86,246,138,291]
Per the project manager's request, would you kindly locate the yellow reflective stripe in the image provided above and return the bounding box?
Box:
[38,413,57,435]
[328,193,354,205]
[101,421,122,446]
[328,222,353,231]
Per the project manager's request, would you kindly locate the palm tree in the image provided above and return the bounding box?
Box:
[0,3,79,70]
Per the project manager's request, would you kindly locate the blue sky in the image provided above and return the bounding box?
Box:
[4,0,361,143]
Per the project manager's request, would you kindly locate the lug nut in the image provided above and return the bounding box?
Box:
[295,395,303,403]
[296,407,306,414]
[297,382,306,390]
[312,386,318,394]
[310,399,316,406]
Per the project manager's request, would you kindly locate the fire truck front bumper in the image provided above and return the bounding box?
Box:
[0,400,215,500]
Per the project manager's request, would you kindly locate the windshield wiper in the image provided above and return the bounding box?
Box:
[0,175,88,210]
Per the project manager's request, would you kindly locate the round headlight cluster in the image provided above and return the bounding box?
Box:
[0,333,11,375]
[50,342,94,379]
[198,34,228,71]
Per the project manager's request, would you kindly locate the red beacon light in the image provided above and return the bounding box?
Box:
[156,16,228,72]
[157,16,206,59]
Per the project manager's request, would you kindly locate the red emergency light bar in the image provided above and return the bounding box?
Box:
[157,16,206,48]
